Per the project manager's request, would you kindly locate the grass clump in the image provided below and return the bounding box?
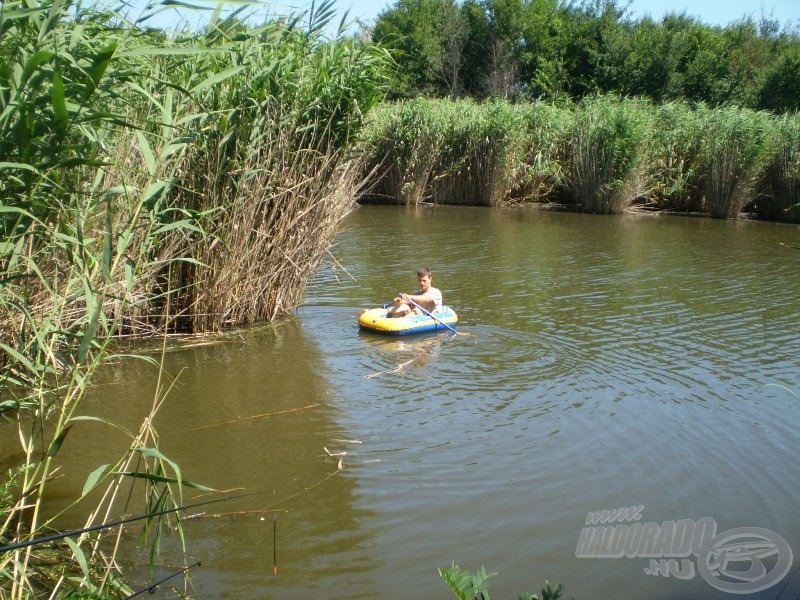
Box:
[565,95,655,214]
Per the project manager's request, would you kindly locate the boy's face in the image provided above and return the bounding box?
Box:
[418,273,432,292]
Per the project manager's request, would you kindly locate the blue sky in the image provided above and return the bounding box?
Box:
[339,0,797,28]
[125,0,798,32]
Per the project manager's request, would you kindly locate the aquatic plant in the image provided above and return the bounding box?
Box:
[360,98,560,206]
[565,95,656,214]
[649,101,708,213]
[439,562,496,600]
[438,563,571,600]
[0,0,389,595]
[697,106,776,218]
[757,112,800,223]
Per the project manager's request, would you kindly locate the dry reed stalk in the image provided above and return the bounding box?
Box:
[363,358,416,378]
[188,403,322,431]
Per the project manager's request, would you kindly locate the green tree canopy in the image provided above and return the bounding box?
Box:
[368,0,800,111]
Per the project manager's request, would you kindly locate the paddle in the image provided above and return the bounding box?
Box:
[402,294,460,335]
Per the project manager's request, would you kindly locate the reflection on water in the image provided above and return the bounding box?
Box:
[48,319,382,599]
[35,206,800,599]
[306,206,800,600]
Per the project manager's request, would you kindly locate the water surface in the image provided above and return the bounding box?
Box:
[50,206,800,598]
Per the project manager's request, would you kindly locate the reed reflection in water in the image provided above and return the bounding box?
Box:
[43,205,800,599]
[304,205,800,600]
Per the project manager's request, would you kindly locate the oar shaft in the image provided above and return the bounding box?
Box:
[405,296,458,335]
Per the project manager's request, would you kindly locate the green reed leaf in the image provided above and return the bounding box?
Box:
[152,219,203,235]
[64,537,90,579]
[135,130,156,176]
[0,341,36,374]
[20,50,55,87]
[51,70,68,137]
[82,464,110,496]
[189,65,246,95]
[84,43,116,100]
[102,198,112,283]
[0,162,39,173]
[47,425,72,457]
[76,301,102,365]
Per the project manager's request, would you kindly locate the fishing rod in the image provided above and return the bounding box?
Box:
[123,561,202,599]
[0,491,257,553]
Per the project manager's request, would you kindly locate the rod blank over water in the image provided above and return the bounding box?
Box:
[0,492,256,553]
[123,561,201,599]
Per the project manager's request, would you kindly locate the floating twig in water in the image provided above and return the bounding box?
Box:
[184,508,288,520]
[323,447,347,470]
[323,447,347,457]
[190,403,321,431]
[326,249,358,281]
[363,359,415,379]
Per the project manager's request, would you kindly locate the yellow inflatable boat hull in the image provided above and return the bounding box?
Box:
[358,306,458,336]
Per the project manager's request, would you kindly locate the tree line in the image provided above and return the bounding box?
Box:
[368,0,800,112]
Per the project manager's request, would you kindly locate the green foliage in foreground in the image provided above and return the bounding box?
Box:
[439,563,496,599]
[359,96,800,222]
[439,563,571,600]
[0,0,390,597]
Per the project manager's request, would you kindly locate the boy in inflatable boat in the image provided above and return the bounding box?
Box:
[387,267,443,318]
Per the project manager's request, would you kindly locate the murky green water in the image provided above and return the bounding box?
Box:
[38,206,800,598]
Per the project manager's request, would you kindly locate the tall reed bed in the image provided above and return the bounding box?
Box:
[359,98,452,204]
[431,100,530,206]
[1,1,389,596]
[359,95,800,222]
[758,113,800,222]
[698,106,776,219]
[513,102,571,203]
[565,95,655,214]
[143,21,389,332]
[650,101,708,213]
[361,98,543,206]
[0,5,199,593]
[649,103,788,218]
